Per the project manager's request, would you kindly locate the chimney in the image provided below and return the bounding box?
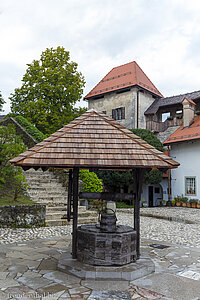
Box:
[181,97,196,128]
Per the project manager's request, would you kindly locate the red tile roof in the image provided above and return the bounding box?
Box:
[164,116,200,145]
[181,97,196,106]
[84,61,163,99]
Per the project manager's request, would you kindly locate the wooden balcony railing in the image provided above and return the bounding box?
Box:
[146,117,183,132]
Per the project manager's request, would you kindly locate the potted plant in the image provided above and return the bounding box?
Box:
[174,196,182,207]
[189,199,198,208]
[142,198,148,207]
[162,199,167,206]
[171,199,175,207]
[195,110,200,116]
[175,113,183,119]
[186,201,191,208]
[181,196,188,207]
[181,199,187,207]
[197,200,200,209]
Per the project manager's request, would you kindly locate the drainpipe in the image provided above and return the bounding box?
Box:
[136,90,140,128]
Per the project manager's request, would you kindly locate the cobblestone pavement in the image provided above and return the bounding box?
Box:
[117,207,200,248]
[0,207,199,299]
[0,207,199,247]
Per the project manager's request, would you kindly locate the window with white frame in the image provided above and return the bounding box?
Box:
[185,177,196,195]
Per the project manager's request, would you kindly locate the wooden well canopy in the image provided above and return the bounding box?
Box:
[10,109,179,170]
[10,109,179,260]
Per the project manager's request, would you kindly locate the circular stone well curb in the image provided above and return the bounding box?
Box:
[58,251,155,281]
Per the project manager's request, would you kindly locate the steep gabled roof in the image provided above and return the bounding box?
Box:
[164,116,200,145]
[84,61,163,99]
[145,90,200,115]
[10,110,179,170]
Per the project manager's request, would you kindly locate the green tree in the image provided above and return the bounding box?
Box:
[0,91,5,112]
[0,124,27,200]
[130,128,164,152]
[79,170,103,193]
[130,128,164,184]
[98,129,164,190]
[97,170,133,193]
[10,46,86,134]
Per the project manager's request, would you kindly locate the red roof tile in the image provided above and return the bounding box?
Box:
[181,97,196,106]
[164,116,200,145]
[84,61,163,99]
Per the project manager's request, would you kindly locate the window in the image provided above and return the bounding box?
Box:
[112,107,125,120]
[185,177,196,195]
[155,187,160,194]
[162,112,170,122]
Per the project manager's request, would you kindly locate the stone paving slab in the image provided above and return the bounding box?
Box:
[88,290,132,300]
[0,208,199,299]
[43,270,81,286]
[17,275,53,289]
[58,251,155,280]
[0,237,199,299]
[5,286,37,300]
[133,272,200,300]
[82,280,130,291]
[0,278,20,289]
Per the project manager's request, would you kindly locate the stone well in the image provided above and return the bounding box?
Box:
[77,224,136,266]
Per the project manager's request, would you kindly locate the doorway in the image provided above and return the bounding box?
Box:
[148,186,154,207]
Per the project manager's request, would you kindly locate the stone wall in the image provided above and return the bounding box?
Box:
[0,204,46,228]
[88,87,155,129]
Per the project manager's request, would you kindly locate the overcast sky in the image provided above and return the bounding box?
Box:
[1,0,200,113]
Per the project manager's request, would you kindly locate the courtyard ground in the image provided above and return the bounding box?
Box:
[0,207,199,299]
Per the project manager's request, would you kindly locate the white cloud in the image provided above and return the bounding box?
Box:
[1,0,200,113]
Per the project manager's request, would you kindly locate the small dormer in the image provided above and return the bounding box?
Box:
[181,97,196,128]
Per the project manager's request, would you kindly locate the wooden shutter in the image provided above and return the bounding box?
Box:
[121,107,125,119]
[112,109,116,120]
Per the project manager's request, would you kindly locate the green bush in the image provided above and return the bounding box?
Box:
[130,128,164,184]
[79,170,103,193]
[14,116,46,142]
[174,195,188,203]
[130,128,164,152]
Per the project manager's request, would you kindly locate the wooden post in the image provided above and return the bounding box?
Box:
[167,146,171,202]
[72,167,79,259]
[134,168,145,259]
[67,169,73,222]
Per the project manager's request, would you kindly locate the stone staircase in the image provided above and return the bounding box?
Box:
[45,205,98,226]
[23,168,98,226]
[23,168,68,206]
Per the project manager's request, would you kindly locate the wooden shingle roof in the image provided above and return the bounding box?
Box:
[10,110,179,170]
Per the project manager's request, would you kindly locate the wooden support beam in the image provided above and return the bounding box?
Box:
[72,167,79,259]
[79,192,135,201]
[67,169,73,222]
[134,168,145,259]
